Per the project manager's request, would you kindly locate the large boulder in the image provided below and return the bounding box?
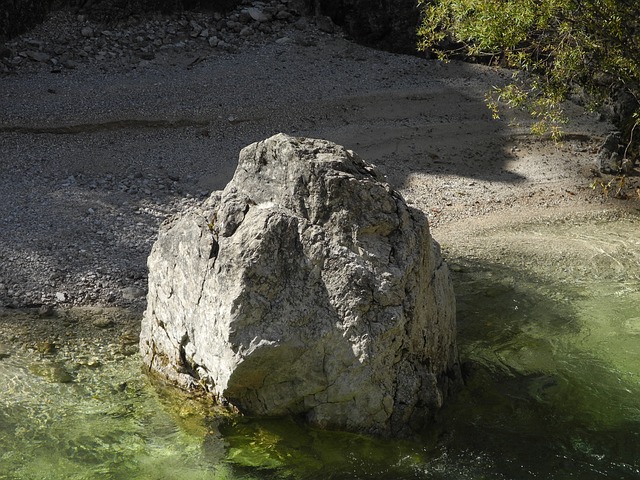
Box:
[140,133,460,436]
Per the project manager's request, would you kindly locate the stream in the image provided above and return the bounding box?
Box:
[1,212,639,479]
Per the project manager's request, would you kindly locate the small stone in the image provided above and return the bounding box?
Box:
[238,11,251,24]
[85,357,102,368]
[55,292,67,302]
[122,286,146,300]
[36,341,57,354]
[81,27,94,38]
[38,304,55,317]
[315,15,335,33]
[26,51,51,63]
[621,157,635,174]
[275,36,292,45]
[239,26,253,37]
[208,36,219,47]
[247,7,270,22]
[93,317,114,329]
[120,332,139,345]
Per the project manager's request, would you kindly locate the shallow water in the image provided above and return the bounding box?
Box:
[1,213,639,479]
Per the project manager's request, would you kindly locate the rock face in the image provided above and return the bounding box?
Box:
[140,133,460,436]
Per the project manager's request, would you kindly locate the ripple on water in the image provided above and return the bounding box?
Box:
[1,213,639,479]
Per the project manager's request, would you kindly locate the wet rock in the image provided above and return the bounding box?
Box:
[36,340,57,354]
[29,361,74,383]
[83,357,102,368]
[119,331,139,346]
[141,134,461,436]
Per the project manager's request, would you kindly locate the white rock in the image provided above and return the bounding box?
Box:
[140,134,461,436]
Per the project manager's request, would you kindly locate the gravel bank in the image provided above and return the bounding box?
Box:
[0,1,628,322]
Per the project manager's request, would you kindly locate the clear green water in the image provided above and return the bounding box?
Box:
[1,214,639,479]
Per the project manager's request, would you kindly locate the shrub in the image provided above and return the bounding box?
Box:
[418,0,640,146]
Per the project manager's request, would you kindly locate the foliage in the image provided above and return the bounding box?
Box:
[417,0,640,144]
[590,174,640,200]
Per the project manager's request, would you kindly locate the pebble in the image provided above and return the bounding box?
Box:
[93,317,114,329]
[38,304,55,317]
[122,286,146,300]
[25,50,50,62]
[247,7,270,23]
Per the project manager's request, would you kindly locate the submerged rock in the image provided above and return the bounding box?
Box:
[140,133,460,436]
[28,361,74,383]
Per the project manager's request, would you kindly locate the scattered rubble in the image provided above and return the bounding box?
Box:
[1,0,334,75]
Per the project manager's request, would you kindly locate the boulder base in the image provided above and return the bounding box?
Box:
[140,133,460,436]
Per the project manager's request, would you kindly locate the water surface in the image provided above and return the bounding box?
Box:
[1,213,639,479]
